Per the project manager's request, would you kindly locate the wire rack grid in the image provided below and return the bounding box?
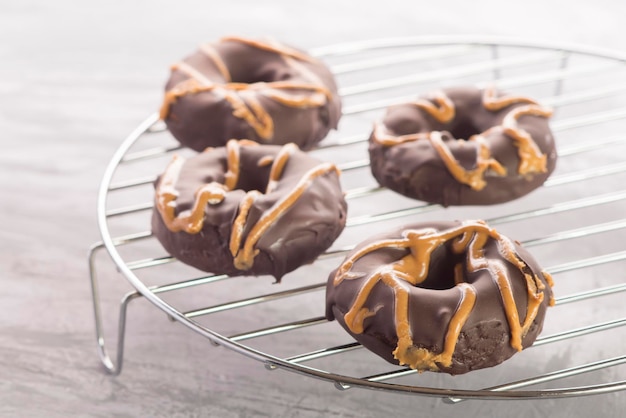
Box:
[88,36,626,402]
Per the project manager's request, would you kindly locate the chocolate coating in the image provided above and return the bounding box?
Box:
[325,220,554,375]
[161,36,342,151]
[368,86,557,206]
[151,141,347,280]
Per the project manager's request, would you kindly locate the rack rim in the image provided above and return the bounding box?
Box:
[92,36,626,401]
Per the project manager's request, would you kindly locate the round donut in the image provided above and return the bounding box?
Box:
[325,220,554,375]
[152,139,348,280]
[368,86,557,206]
[160,36,342,151]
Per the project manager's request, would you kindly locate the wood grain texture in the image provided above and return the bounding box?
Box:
[2,1,626,417]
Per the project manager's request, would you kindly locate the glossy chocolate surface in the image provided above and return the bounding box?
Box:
[368,86,557,206]
[161,37,342,151]
[326,220,554,375]
[152,141,347,280]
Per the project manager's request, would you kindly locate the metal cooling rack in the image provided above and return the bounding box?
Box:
[88,37,626,402]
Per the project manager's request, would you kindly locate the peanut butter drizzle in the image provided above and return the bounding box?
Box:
[154,139,259,237]
[266,143,298,193]
[482,85,539,110]
[543,270,556,306]
[155,154,228,234]
[224,139,259,189]
[171,61,213,86]
[224,140,241,190]
[410,91,455,123]
[159,78,208,120]
[228,91,274,139]
[257,155,275,167]
[231,162,340,270]
[429,131,506,190]
[372,88,553,190]
[160,36,333,141]
[372,125,506,190]
[502,105,553,175]
[229,190,261,258]
[333,221,552,371]
[370,92,454,146]
[393,282,477,371]
[371,123,430,146]
[198,43,232,82]
[220,35,317,63]
[155,139,341,273]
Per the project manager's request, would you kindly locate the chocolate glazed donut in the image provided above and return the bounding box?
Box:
[160,36,342,151]
[326,220,554,375]
[152,140,348,280]
[368,86,557,206]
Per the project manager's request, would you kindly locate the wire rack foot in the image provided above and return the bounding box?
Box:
[88,241,142,376]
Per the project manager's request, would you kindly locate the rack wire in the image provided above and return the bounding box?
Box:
[89,37,626,402]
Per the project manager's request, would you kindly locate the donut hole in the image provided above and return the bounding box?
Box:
[234,62,293,84]
[414,246,465,290]
[448,116,483,140]
[258,63,294,82]
[233,162,273,194]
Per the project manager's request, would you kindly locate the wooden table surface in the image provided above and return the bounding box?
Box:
[3,1,626,417]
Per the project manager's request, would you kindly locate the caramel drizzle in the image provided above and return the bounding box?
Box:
[231,161,339,270]
[155,140,340,272]
[266,143,298,193]
[155,155,228,234]
[502,105,552,175]
[160,36,332,141]
[372,87,553,190]
[171,61,213,86]
[430,131,506,190]
[483,85,538,110]
[155,140,255,234]
[198,43,232,81]
[332,221,552,371]
[221,35,317,63]
[410,90,456,123]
